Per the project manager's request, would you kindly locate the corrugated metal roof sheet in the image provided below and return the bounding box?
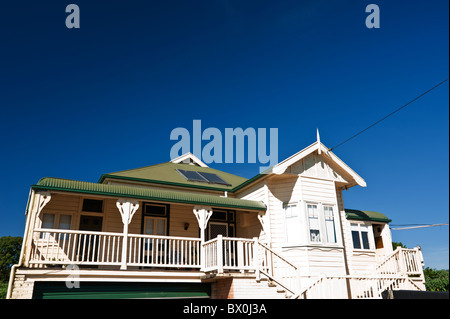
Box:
[33,177,266,211]
[345,209,391,223]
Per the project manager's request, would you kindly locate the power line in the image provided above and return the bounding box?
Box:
[329,78,449,151]
[391,223,449,231]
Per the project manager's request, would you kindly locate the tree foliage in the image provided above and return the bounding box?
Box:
[0,236,22,282]
[424,267,449,292]
[392,241,407,250]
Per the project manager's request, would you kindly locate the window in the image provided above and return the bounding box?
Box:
[351,223,371,250]
[82,199,103,213]
[144,217,166,235]
[284,203,300,243]
[41,214,72,238]
[307,204,321,242]
[323,206,337,243]
[142,203,169,236]
[282,202,339,245]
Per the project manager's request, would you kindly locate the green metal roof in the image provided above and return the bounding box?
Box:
[33,177,266,212]
[345,209,391,223]
[99,162,248,192]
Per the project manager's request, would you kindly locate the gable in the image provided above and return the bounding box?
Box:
[270,141,366,188]
[285,152,353,184]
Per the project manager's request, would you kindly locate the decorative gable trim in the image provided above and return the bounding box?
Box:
[170,152,209,167]
[271,142,366,188]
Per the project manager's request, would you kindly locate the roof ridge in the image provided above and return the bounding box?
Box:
[106,161,171,175]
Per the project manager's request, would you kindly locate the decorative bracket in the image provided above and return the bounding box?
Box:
[193,206,213,231]
[116,198,139,225]
[36,191,51,216]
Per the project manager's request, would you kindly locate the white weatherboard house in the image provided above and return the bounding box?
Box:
[8,138,426,299]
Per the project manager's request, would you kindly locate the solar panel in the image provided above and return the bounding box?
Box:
[176,169,231,186]
[177,169,208,182]
[198,172,231,186]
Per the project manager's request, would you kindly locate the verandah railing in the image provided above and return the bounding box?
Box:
[29,229,300,293]
[29,229,202,268]
[202,236,255,272]
[202,236,300,294]
[28,229,424,299]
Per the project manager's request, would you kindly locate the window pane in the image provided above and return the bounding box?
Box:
[352,230,361,249]
[211,210,227,221]
[58,215,71,230]
[156,219,166,235]
[144,218,155,235]
[285,204,300,243]
[285,204,297,218]
[307,204,320,242]
[42,213,55,229]
[361,231,370,249]
[324,206,336,243]
[144,204,166,216]
[82,199,103,212]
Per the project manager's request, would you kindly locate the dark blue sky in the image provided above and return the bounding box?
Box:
[0,0,448,268]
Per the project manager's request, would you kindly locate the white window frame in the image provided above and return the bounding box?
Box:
[306,203,321,243]
[283,202,301,244]
[350,222,374,251]
[283,201,341,246]
[305,201,340,246]
[323,205,337,244]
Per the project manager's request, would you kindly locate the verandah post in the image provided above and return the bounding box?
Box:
[116,198,139,270]
[193,206,213,271]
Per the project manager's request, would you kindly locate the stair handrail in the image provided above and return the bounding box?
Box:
[376,247,425,278]
[254,239,300,295]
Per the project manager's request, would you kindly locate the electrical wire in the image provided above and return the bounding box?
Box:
[329,78,449,151]
[391,223,449,231]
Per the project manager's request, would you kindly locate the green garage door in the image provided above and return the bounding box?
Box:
[33,281,211,299]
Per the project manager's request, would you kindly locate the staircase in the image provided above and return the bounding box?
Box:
[292,246,426,299]
[203,237,426,299]
[254,241,300,297]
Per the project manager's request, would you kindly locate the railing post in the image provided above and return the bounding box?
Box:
[217,235,223,274]
[414,245,425,280]
[120,224,129,270]
[398,248,406,275]
[253,237,260,281]
[237,240,244,272]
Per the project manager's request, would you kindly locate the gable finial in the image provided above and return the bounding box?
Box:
[317,128,321,155]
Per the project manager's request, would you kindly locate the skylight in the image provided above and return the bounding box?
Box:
[177,169,231,186]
